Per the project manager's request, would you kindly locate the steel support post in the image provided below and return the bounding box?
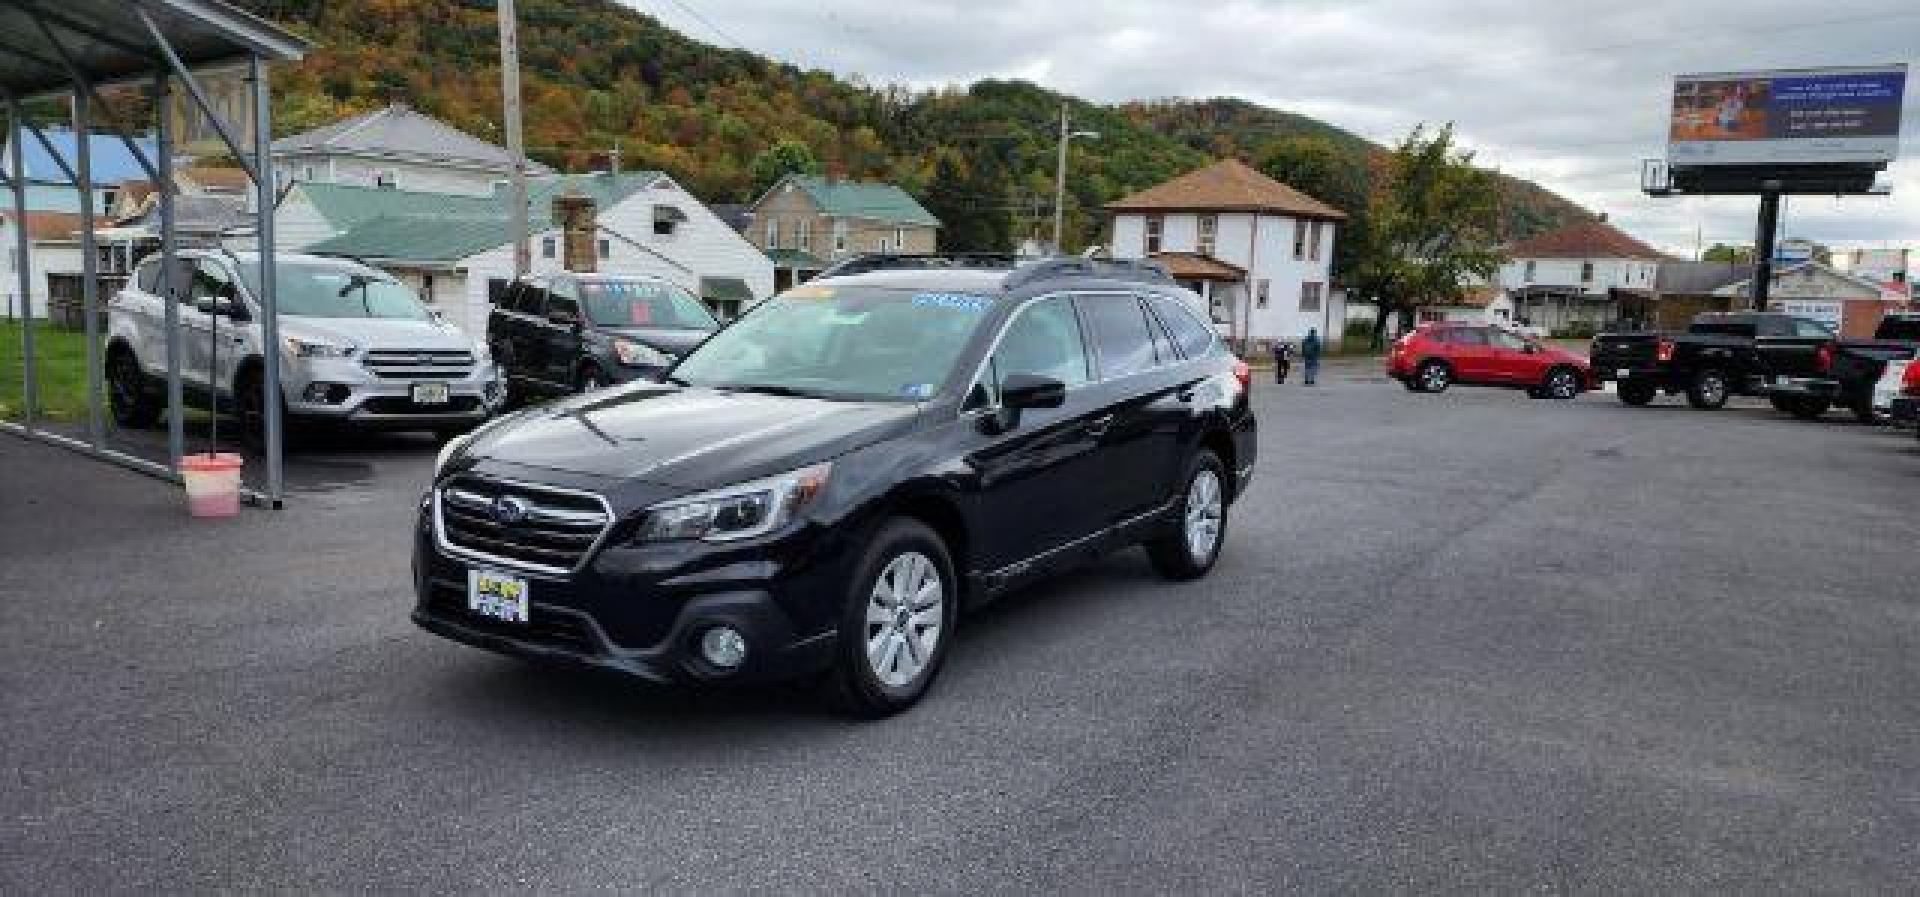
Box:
[1751,189,1782,312]
[250,54,284,507]
[73,91,103,446]
[6,95,37,428]
[155,73,184,468]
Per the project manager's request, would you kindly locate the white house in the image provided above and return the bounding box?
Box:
[1106,158,1347,347]
[271,103,551,198]
[1495,216,1666,332]
[0,211,83,319]
[297,171,773,335]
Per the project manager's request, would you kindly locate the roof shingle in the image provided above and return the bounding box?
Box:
[272,104,553,175]
[1106,158,1347,220]
[773,176,940,227]
[1504,218,1667,261]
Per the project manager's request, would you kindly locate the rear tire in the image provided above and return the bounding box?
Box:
[1769,394,1795,413]
[1848,398,1877,424]
[1414,360,1452,394]
[819,518,957,718]
[1145,451,1228,581]
[1686,368,1729,410]
[1787,397,1830,420]
[1617,380,1657,406]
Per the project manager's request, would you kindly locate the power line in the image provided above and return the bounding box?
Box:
[650,0,748,50]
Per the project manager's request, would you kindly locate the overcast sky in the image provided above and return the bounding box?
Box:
[625,0,1917,259]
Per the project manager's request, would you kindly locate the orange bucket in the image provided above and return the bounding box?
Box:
[181,452,245,518]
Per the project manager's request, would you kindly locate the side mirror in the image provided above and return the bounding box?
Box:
[548,307,579,328]
[1002,373,1066,410]
[194,296,249,321]
[1523,342,1540,354]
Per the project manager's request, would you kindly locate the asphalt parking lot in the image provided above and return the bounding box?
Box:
[4,361,1918,892]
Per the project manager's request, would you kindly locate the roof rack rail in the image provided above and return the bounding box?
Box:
[815,252,1026,279]
[1002,256,1175,291]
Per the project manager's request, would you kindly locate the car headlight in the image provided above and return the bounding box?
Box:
[612,338,669,367]
[434,432,472,476]
[283,336,355,359]
[637,461,832,543]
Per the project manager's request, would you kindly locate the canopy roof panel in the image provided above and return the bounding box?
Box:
[0,0,307,99]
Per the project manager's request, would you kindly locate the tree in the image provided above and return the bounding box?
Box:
[1256,135,1371,277]
[923,149,1012,252]
[749,139,820,194]
[1345,124,1507,348]
[1703,243,1752,263]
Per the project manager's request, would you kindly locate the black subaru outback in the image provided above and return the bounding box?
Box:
[415,255,1258,716]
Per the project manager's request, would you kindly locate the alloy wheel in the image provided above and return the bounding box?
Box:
[1184,468,1224,562]
[1420,363,1450,392]
[1548,370,1579,399]
[864,551,944,688]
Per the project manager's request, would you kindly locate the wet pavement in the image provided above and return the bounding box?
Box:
[4,362,1919,891]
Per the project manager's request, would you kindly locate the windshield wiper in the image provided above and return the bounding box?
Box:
[715,383,831,399]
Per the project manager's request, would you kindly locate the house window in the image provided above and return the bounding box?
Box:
[797,219,811,252]
[1580,261,1594,283]
[1299,281,1324,312]
[894,227,907,252]
[1145,215,1164,254]
[1523,260,1536,282]
[1256,279,1270,308]
[302,166,314,182]
[374,169,398,189]
[653,205,685,237]
[832,220,848,253]
[598,238,612,259]
[1307,221,1323,261]
[1292,220,1307,260]
[1196,215,1218,257]
[541,236,557,259]
[421,274,435,305]
[765,218,780,250]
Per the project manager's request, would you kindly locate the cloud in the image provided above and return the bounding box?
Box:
[627,0,1920,254]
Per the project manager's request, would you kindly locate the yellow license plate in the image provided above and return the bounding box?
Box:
[467,569,529,623]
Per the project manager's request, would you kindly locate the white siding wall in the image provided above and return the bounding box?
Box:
[1110,215,1145,257]
[1500,257,1658,293]
[0,233,83,319]
[1111,210,1340,343]
[280,153,501,197]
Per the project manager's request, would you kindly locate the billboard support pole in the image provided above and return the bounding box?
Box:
[1750,187,1781,311]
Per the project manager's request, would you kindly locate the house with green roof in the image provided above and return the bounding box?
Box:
[746,175,941,290]
[277,171,772,333]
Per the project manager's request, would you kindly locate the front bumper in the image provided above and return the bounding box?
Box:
[283,357,505,429]
[410,497,848,685]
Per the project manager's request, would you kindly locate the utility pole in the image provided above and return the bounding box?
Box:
[1051,103,1098,255]
[498,0,530,276]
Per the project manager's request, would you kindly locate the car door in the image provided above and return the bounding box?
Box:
[488,281,528,384]
[182,257,249,397]
[1445,327,1494,382]
[961,295,1107,572]
[1074,292,1189,523]
[1484,327,1542,384]
[509,279,555,393]
[541,277,584,388]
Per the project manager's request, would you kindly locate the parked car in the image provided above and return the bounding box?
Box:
[1387,321,1594,399]
[1753,311,1920,422]
[488,273,719,401]
[106,250,502,441]
[1589,312,1831,409]
[415,256,1258,716]
[1873,357,1920,430]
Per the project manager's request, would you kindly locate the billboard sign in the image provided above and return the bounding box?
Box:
[1668,64,1906,167]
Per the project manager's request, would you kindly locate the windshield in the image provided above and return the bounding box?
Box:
[582,280,717,330]
[670,286,994,401]
[241,260,432,321]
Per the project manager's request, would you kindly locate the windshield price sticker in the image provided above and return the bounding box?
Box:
[912,293,989,312]
[787,286,836,300]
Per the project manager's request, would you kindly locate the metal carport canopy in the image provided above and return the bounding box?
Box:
[0,0,307,98]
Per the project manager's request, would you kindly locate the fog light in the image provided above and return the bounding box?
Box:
[699,626,747,669]
[303,383,349,404]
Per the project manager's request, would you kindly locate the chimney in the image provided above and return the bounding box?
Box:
[553,190,597,273]
[1597,212,1609,223]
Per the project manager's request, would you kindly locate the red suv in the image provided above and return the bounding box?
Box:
[1388,322,1595,399]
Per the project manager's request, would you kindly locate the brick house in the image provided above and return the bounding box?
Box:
[745,175,940,290]
[1106,158,1347,346]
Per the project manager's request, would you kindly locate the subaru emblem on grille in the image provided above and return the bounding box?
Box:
[490,495,530,525]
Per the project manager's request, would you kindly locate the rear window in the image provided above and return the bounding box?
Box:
[1147,294,1218,359]
[1689,317,1755,336]
[1445,328,1488,346]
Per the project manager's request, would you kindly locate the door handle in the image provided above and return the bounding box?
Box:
[1085,414,1115,436]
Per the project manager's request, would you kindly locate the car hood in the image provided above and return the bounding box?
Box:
[600,327,711,356]
[283,316,474,351]
[461,385,919,489]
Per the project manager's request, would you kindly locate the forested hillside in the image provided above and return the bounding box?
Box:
[236,0,1588,255]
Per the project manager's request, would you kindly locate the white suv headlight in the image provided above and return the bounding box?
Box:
[283,336,355,359]
[612,338,669,367]
[637,462,832,543]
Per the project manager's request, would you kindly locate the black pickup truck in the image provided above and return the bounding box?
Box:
[1589,312,1834,409]
[1753,312,1920,421]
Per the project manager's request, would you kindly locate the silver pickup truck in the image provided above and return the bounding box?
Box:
[105,250,503,441]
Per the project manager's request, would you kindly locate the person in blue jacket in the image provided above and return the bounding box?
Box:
[1301,328,1322,386]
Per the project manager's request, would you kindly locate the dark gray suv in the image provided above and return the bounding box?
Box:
[488,273,719,400]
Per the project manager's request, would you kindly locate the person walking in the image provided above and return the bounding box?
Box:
[1301,327,1322,386]
[1270,339,1294,384]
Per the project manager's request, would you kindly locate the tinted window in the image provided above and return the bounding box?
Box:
[188,259,238,302]
[545,279,580,323]
[1446,328,1488,346]
[1879,316,1920,341]
[1078,295,1158,378]
[1150,294,1217,359]
[134,258,159,293]
[1486,328,1527,350]
[1791,318,1834,338]
[581,280,717,330]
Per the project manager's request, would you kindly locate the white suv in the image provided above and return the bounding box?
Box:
[105,250,503,441]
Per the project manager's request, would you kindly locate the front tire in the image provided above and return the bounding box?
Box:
[1617,380,1657,406]
[1541,366,1582,400]
[1686,368,1729,409]
[1787,397,1830,420]
[1146,451,1228,581]
[106,347,161,428]
[1848,398,1877,424]
[820,519,957,718]
[1414,360,1452,394]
